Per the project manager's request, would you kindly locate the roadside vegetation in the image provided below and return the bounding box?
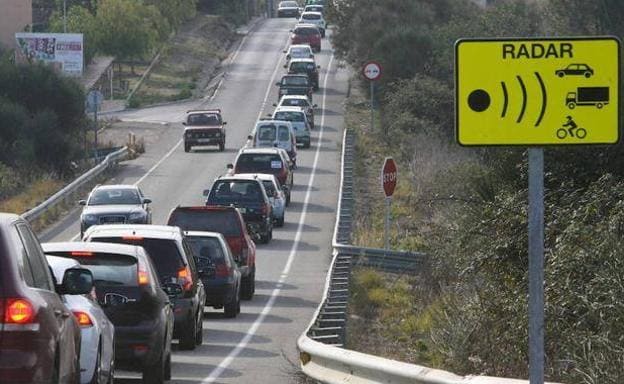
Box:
[329,1,624,383]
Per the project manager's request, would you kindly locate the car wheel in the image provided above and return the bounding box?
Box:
[286,192,291,207]
[224,293,239,318]
[277,215,285,227]
[241,269,255,300]
[304,140,311,149]
[195,312,203,345]
[219,141,225,151]
[164,352,171,381]
[142,351,165,384]
[178,315,198,350]
[107,360,115,384]
[184,142,191,153]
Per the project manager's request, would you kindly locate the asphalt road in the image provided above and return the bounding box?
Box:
[42,17,348,384]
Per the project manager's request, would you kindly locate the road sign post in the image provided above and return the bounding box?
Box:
[381,157,397,252]
[455,37,620,384]
[363,62,382,133]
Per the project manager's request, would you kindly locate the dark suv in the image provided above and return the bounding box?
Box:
[0,213,93,383]
[41,241,175,383]
[204,175,274,244]
[83,225,206,351]
[276,74,313,102]
[79,184,152,237]
[167,206,257,300]
[231,148,294,205]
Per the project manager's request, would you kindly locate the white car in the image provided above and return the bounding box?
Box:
[248,119,297,158]
[45,255,115,384]
[272,106,312,148]
[304,4,324,14]
[274,95,317,128]
[277,0,300,18]
[283,44,314,64]
[299,11,326,37]
[239,173,287,225]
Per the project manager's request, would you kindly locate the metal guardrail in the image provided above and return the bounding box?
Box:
[297,129,560,384]
[22,147,129,223]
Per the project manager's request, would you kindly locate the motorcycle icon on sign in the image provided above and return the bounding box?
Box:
[557,116,586,139]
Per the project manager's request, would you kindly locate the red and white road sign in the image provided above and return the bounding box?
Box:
[362,61,382,81]
[381,157,397,197]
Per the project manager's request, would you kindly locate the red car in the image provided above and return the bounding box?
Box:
[167,206,257,299]
[0,213,94,383]
[291,24,322,53]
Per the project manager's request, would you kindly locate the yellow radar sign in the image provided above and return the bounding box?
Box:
[455,37,620,145]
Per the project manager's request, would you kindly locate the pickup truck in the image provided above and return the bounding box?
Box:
[182,109,227,152]
[276,74,313,103]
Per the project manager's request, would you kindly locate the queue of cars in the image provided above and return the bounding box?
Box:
[0,4,327,383]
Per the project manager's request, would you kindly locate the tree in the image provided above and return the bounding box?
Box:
[95,0,165,61]
[49,5,100,63]
[145,0,198,30]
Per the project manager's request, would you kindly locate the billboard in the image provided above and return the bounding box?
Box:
[15,33,84,76]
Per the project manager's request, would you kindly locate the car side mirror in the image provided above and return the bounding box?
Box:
[142,198,152,204]
[266,113,272,117]
[223,121,227,125]
[272,103,277,107]
[59,268,93,295]
[313,104,318,108]
[227,163,234,169]
[182,121,187,126]
[275,82,280,86]
[283,65,287,68]
[317,65,321,69]
[78,199,87,206]
[202,189,211,197]
[247,135,253,140]
[283,50,287,53]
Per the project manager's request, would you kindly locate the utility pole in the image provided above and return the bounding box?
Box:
[63,0,67,32]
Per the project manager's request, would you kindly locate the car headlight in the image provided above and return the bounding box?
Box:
[82,214,97,223]
[215,132,221,137]
[129,212,147,222]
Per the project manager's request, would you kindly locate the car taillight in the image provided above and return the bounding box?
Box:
[3,298,35,324]
[70,251,93,257]
[215,264,230,278]
[137,260,149,286]
[72,311,93,327]
[241,246,249,264]
[178,266,193,291]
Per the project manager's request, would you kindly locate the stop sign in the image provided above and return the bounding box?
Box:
[381,157,398,197]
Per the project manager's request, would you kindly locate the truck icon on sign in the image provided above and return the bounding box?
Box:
[565,87,609,109]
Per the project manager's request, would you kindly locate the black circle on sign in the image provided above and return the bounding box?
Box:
[468,89,490,112]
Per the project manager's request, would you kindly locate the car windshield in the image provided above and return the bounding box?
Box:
[93,237,184,282]
[88,188,141,205]
[187,113,220,125]
[278,126,291,140]
[49,252,139,287]
[290,62,315,72]
[209,180,264,203]
[282,76,308,86]
[275,111,305,122]
[168,210,242,237]
[303,14,321,20]
[281,1,298,7]
[186,237,226,267]
[236,154,283,173]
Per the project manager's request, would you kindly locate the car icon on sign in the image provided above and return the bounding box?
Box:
[555,63,594,78]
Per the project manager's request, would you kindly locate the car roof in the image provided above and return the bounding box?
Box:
[84,224,183,240]
[290,58,315,64]
[42,241,145,257]
[289,44,312,51]
[239,147,285,155]
[255,119,293,127]
[282,73,309,78]
[237,173,279,183]
[182,231,227,242]
[295,24,320,30]
[217,174,263,182]
[280,94,309,100]
[275,106,305,113]
[186,109,221,114]
[301,11,323,16]
[93,184,139,191]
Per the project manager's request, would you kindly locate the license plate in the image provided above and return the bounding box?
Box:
[198,138,213,143]
[238,207,247,214]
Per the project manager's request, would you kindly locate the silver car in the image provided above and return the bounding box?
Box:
[45,255,115,384]
[272,106,312,148]
[239,173,286,227]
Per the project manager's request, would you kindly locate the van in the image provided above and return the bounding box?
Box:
[247,119,297,166]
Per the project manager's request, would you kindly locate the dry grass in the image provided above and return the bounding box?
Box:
[0,178,64,215]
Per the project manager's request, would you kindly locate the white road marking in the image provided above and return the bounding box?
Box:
[256,38,293,121]
[201,53,335,383]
